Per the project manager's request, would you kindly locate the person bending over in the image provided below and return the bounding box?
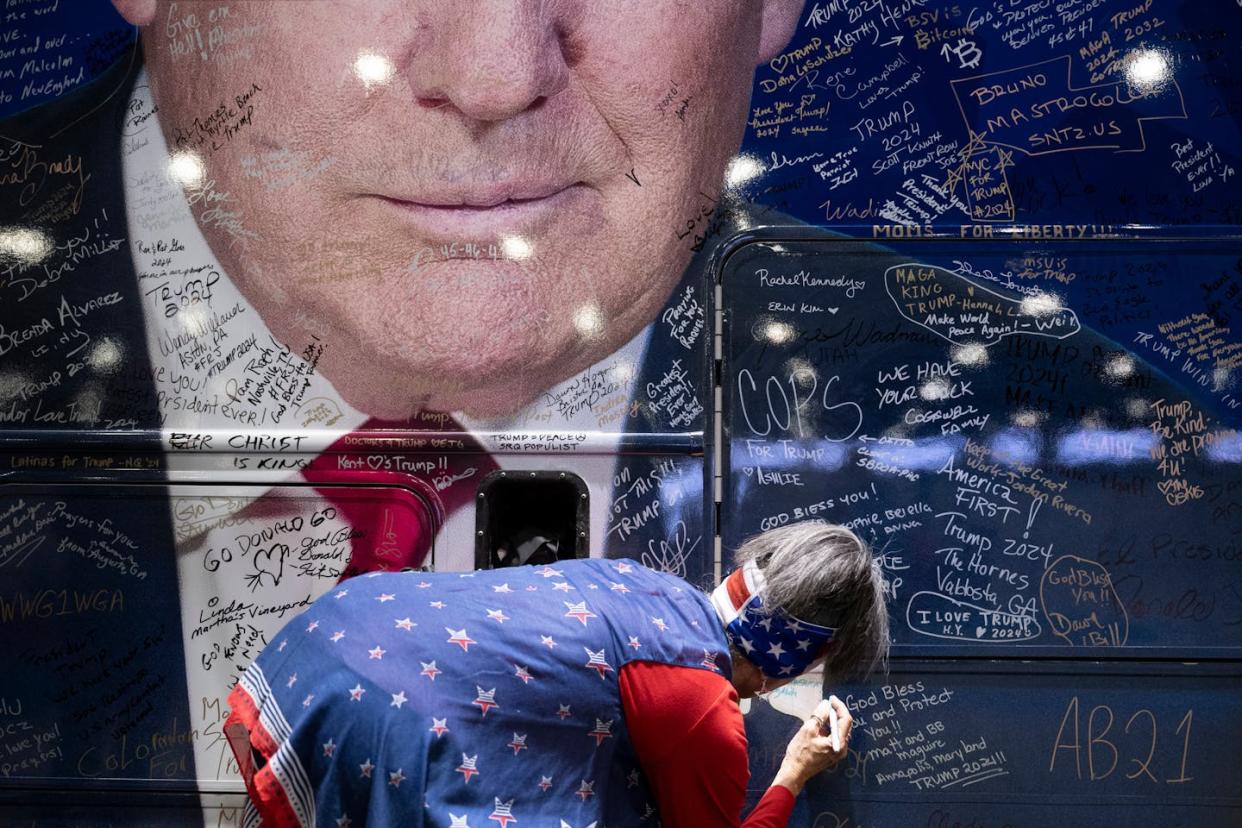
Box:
[225,521,889,827]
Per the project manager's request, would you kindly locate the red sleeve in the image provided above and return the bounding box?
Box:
[620,661,795,828]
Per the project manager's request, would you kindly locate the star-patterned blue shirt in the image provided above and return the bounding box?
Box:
[231,559,730,827]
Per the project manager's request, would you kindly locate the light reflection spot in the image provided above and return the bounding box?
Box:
[951,343,989,367]
[763,321,795,345]
[725,155,764,189]
[168,151,205,188]
[573,305,605,338]
[1011,409,1044,428]
[919,378,950,402]
[1019,292,1062,317]
[88,338,123,373]
[1126,49,1168,88]
[355,52,395,87]
[1213,366,1232,391]
[0,227,52,264]
[1104,354,1135,380]
[609,362,634,385]
[1124,397,1149,420]
[501,236,532,260]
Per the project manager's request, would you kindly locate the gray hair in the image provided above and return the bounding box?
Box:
[734,520,890,682]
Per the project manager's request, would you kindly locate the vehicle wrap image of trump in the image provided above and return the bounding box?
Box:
[103,0,806,418]
[0,0,811,818]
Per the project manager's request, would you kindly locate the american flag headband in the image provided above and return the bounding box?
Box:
[710,560,837,679]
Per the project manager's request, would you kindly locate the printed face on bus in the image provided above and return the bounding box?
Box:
[113,0,803,417]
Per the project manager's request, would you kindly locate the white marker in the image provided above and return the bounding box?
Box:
[827,695,841,752]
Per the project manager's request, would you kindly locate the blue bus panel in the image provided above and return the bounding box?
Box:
[1,0,1240,825]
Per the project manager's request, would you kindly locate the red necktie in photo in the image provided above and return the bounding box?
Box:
[303,416,499,580]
